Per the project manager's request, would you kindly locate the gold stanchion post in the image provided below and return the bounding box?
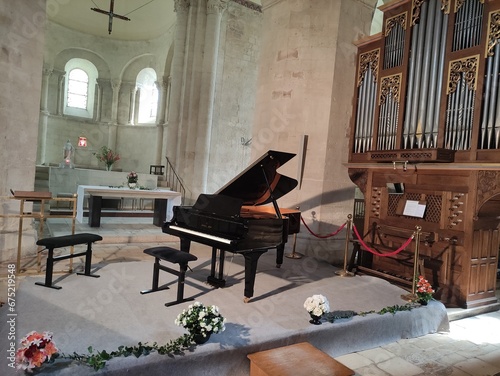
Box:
[335,214,354,277]
[285,207,303,259]
[401,225,421,302]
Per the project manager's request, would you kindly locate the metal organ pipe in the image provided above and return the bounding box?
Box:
[432,11,448,148]
[425,0,445,148]
[417,0,437,148]
[407,1,429,150]
[484,44,500,149]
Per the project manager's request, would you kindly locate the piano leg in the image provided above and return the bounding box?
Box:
[180,238,191,253]
[207,248,227,288]
[243,250,267,302]
[276,244,284,268]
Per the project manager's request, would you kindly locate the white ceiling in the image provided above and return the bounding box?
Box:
[48,0,261,41]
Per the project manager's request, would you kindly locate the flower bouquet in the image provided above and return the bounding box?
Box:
[127,171,138,188]
[16,331,58,371]
[304,294,330,325]
[416,275,434,305]
[174,302,226,344]
[94,146,120,171]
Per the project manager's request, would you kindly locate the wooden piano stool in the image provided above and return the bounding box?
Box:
[247,342,354,376]
[140,246,198,307]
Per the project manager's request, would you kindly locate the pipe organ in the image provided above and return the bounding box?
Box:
[348,0,500,308]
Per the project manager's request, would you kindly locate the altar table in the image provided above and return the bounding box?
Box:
[76,185,181,227]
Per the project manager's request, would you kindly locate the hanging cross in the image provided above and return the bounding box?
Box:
[91,0,130,35]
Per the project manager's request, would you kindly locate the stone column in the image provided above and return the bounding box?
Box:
[156,78,169,126]
[38,67,52,164]
[97,78,113,124]
[157,76,172,164]
[133,89,141,125]
[127,83,137,125]
[110,79,121,124]
[192,0,228,195]
[94,80,102,122]
[167,0,190,166]
[55,70,66,115]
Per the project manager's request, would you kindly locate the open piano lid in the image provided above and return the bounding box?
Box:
[215,150,298,206]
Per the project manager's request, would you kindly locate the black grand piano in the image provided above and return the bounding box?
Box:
[162,150,301,302]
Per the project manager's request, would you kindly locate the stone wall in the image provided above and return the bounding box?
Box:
[206,2,263,192]
[253,0,375,263]
[39,20,174,174]
[0,0,46,261]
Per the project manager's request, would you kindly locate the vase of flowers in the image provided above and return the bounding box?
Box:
[174,301,226,344]
[16,331,59,372]
[416,275,434,305]
[94,146,120,171]
[127,171,138,188]
[303,294,330,325]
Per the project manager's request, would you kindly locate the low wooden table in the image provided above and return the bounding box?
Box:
[247,342,354,376]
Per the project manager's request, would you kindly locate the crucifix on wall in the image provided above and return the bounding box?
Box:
[91,0,131,35]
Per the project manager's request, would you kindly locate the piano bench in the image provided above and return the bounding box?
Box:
[140,246,198,307]
[35,233,102,289]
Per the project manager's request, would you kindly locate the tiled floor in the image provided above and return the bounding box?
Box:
[338,306,500,375]
[5,217,500,376]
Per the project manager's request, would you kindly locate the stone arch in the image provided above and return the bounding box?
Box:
[120,54,159,83]
[53,48,111,79]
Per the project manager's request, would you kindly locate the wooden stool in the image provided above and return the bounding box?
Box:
[140,246,198,307]
[247,342,354,376]
[35,233,102,289]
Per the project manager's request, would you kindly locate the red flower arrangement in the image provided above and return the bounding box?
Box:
[127,171,138,184]
[94,146,120,170]
[416,275,434,304]
[16,331,58,371]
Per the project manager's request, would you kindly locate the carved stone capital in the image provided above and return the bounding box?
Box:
[174,0,190,13]
[207,0,229,15]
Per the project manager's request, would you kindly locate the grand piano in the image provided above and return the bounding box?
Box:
[162,150,301,302]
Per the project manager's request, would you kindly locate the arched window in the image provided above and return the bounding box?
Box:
[67,68,88,109]
[136,68,158,124]
[63,58,98,119]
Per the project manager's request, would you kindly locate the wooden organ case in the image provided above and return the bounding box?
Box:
[348,0,500,309]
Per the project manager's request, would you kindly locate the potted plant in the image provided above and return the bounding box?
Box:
[303,294,330,325]
[174,302,226,344]
[127,171,138,188]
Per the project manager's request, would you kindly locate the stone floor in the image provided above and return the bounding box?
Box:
[3,217,500,376]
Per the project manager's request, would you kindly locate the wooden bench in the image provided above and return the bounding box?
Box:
[140,246,198,307]
[247,342,354,376]
[35,233,102,289]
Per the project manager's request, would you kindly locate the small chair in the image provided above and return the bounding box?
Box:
[149,165,165,175]
[141,246,198,307]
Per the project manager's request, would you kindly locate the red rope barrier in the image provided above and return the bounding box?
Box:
[352,224,414,257]
[300,217,346,239]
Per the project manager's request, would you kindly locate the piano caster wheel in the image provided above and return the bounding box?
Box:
[243,297,250,303]
[276,264,281,268]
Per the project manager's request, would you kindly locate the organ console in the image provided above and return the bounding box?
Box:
[348,0,500,309]
[163,150,301,302]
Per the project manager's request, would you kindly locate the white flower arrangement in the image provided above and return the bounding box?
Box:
[303,294,330,317]
[174,301,226,338]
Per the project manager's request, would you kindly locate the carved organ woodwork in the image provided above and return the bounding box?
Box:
[349,0,500,308]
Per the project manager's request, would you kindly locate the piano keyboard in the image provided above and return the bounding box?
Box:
[168,225,234,245]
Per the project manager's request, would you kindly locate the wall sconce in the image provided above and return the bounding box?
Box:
[78,136,88,147]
